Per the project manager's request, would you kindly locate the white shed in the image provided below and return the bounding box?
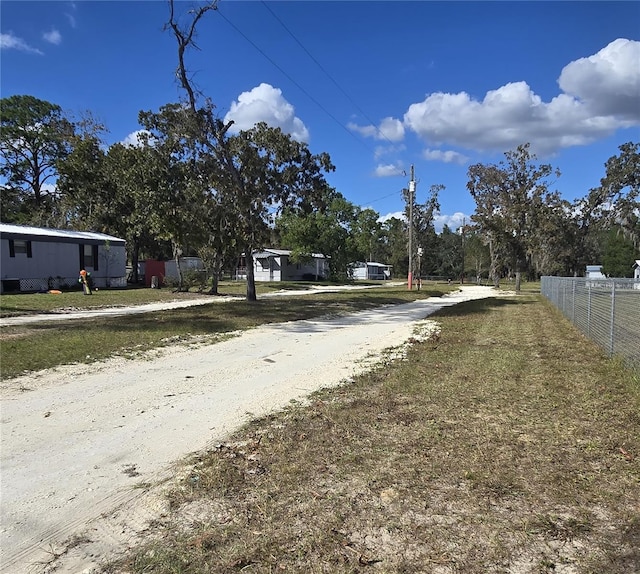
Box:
[634,260,640,280]
[0,223,126,293]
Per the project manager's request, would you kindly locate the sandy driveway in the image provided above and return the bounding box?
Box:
[0,286,496,573]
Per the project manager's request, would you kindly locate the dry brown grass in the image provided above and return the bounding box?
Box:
[107,295,639,574]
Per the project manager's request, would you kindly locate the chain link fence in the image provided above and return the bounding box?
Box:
[541,276,640,369]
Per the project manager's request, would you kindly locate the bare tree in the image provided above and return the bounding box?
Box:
[166,0,219,111]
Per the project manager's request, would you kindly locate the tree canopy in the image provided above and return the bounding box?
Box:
[277,188,358,281]
[591,142,640,248]
[0,95,75,224]
[467,143,561,289]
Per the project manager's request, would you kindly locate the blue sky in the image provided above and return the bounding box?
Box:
[2,1,639,232]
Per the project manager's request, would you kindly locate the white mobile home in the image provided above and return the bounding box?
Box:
[252,249,329,282]
[351,261,392,280]
[0,223,126,293]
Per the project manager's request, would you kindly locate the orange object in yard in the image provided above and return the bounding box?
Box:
[48,290,62,294]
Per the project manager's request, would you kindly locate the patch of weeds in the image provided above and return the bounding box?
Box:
[538,555,558,572]
[122,464,141,477]
[530,513,592,541]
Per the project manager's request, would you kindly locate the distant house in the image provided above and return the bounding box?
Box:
[585,265,606,279]
[242,249,330,282]
[0,223,126,293]
[634,260,640,280]
[351,261,392,280]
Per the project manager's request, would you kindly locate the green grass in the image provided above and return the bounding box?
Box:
[0,287,206,317]
[0,285,449,379]
[491,279,541,294]
[0,280,404,317]
[104,294,639,574]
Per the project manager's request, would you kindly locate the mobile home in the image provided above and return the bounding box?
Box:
[0,223,126,293]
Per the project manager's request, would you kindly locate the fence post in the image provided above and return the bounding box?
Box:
[571,279,576,322]
[587,280,591,337]
[609,281,616,356]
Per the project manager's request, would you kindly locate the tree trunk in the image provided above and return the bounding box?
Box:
[515,270,521,292]
[489,238,500,287]
[208,252,221,295]
[172,241,184,291]
[245,248,257,301]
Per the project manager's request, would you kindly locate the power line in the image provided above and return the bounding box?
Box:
[366,189,405,205]
[215,6,374,153]
[260,1,399,149]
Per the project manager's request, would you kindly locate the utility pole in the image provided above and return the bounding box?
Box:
[460,216,466,284]
[407,165,415,290]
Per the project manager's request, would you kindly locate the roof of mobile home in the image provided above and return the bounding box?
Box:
[253,249,328,259]
[0,223,125,245]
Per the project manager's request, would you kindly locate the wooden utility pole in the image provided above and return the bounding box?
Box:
[460,216,466,284]
[407,165,415,290]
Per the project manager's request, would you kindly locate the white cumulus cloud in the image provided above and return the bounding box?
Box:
[558,38,640,120]
[378,117,405,142]
[43,29,62,45]
[122,130,152,147]
[402,38,640,155]
[347,122,378,138]
[433,212,468,233]
[348,116,405,142]
[423,148,469,165]
[224,83,309,142]
[373,163,405,177]
[41,182,57,196]
[0,32,43,55]
[378,211,405,223]
[374,143,406,160]
[378,210,470,234]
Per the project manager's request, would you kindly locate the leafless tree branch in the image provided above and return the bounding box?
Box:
[165,0,219,111]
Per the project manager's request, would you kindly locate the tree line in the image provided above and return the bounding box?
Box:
[0,94,434,294]
[1,93,638,297]
[468,142,639,287]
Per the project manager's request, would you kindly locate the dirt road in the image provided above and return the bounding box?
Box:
[0,286,496,573]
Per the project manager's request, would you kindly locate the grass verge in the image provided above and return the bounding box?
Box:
[0,285,447,379]
[105,294,639,574]
[0,280,363,317]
